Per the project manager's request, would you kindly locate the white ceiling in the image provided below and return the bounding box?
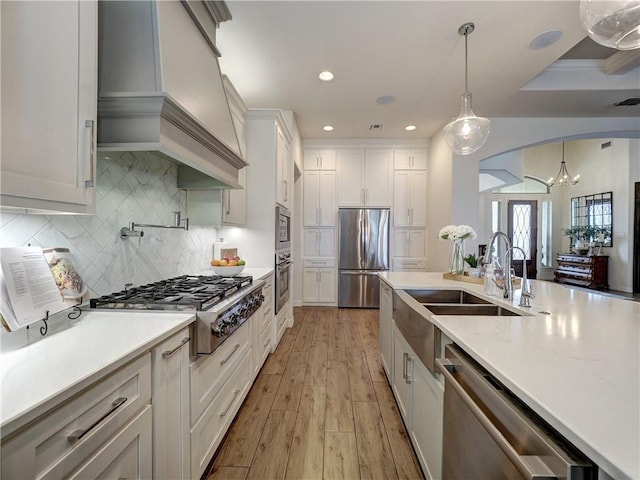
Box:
[216,1,640,140]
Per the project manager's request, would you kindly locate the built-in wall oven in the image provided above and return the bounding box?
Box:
[437,344,597,479]
[275,206,291,250]
[275,250,291,314]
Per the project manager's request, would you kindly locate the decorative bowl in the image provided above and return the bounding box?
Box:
[212,265,245,277]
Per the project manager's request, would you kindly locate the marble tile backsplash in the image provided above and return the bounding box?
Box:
[1,152,218,297]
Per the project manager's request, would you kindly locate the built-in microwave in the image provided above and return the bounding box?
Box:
[275,206,291,250]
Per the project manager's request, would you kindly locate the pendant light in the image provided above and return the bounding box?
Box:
[443,22,491,156]
[547,142,580,187]
[579,0,640,50]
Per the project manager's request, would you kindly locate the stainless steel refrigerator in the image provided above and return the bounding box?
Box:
[338,208,390,308]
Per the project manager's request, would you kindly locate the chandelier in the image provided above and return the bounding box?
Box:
[442,22,491,156]
[548,142,580,187]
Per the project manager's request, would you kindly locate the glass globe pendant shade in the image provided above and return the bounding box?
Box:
[443,92,491,156]
[579,0,640,50]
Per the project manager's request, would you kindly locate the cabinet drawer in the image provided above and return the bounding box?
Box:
[1,354,151,480]
[68,405,152,479]
[190,349,251,478]
[189,321,250,425]
[260,304,273,333]
[260,322,272,359]
[304,257,335,267]
[393,258,426,271]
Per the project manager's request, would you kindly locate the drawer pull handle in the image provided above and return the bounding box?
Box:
[67,397,127,444]
[220,344,241,365]
[220,389,241,417]
[263,339,271,349]
[162,337,190,359]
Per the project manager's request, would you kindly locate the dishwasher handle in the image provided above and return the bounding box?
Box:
[437,357,590,480]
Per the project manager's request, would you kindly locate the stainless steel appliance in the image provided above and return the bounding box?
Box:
[275,249,291,314]
[437,344,597,480]
[90,275,264,355]
[338,208,389,308]
[275,205,291,250]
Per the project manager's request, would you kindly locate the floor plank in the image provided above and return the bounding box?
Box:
[246,410,297,480]
[285,384,326,479]
[272,354,307,410]
[261,332,295,375]
[323,431,359,480]
[374,381,425,480]
[347,348,377,403]
[304,341,328,386]
[353,401,399,480]
[214,374,281,467]
[325,360,354,432]
[207,466,248,480]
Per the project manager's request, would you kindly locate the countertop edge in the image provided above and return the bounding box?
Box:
[1,315,195,439]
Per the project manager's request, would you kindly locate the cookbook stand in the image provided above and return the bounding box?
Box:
[26,303,83,337]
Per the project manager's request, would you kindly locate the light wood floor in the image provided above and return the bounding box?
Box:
[206,306,424,480]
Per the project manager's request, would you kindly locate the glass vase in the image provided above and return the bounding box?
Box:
[450,239,465,275]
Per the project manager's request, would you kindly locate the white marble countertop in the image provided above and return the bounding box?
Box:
[379,272,640,480]
[0,310,194,437]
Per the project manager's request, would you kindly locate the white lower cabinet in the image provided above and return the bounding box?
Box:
[152,328,191,480]
[379,281,393,379]
[411,361,444,480]
[188,320,253,479]
[391,322,443,480]
[303,267,335,303]
[1,354,152,479]
[190,349,251,478]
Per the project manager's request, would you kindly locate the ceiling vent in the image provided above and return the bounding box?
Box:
[613,97,640,106]
[369,124,384,131]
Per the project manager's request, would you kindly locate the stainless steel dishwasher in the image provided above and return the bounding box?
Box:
[436,344,597,480]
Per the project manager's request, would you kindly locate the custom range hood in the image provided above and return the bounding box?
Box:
[98,1,246,188]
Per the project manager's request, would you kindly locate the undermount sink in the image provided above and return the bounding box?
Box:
[423,303,522,317]
[406,289,490,305]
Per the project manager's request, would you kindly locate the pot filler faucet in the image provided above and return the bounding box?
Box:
[484,232,534,307]
[120,211,189,244]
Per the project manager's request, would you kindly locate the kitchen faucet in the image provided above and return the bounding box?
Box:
[484,231,513,300]
[505,246,535,308]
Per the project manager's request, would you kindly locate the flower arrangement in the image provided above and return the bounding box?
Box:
[439,224,477,241]
[439,225,477,274]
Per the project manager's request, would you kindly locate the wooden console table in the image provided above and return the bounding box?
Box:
[554,254,609,290]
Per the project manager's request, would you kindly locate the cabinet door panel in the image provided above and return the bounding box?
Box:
[411,362,443,480]
[411,150,428,170]
[393,172,411,227]
[392,230,411,257]
[318,171,336,226]
[394,150,413,170]
[302,268,320,302]
[379,282,393,379]
[304,229,321,256]
[1,1,96,210]
[409,171,427,227]
[409,230,426,257]
[317,229,335,257]
[392,326,413,424]
[303,171,321,226]
[337,150,364,206]
[364,150,392,206]
[317,268,335,303]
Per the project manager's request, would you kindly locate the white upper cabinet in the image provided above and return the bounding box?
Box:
[393,229,426,258]
[1,1,97,214]
[276,126,291,208]
[394,149,428,170]
[393,171,427,227]
[303,228,335,257]
[303,149,336,170]
[303,171,336,226]
[337,149,392,207]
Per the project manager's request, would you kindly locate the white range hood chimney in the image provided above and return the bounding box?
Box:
[97,0,246,188]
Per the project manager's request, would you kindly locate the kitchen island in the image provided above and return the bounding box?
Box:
[380,271,639,480]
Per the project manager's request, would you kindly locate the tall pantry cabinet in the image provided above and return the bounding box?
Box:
[1,1,97,214]
[392,149,428,272]
[302,150,336,305]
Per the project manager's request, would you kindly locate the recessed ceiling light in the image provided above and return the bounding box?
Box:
[376,95,395,105]
[529,30,563,50]
[318,71,334,81]
[405,125,417,131]
[323,125,334,131]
